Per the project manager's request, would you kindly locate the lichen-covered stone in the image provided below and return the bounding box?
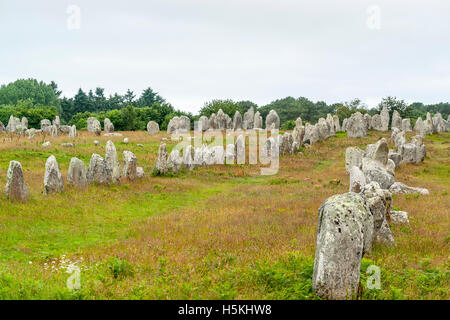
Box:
[67,157,88,188]
[5,161,29,201]
[44,155,64,194]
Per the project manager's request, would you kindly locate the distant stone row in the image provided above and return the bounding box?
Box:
[4,141,144,202]
[0,115,77,138]
[342,106,450,138]
[313,137,430,300]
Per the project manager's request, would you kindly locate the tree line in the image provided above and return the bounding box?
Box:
[0,78,449,131]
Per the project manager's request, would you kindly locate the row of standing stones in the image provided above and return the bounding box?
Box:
[4,140,144,202]
[312,125,438,299]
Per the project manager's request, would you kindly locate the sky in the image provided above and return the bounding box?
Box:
[1,0,449,113]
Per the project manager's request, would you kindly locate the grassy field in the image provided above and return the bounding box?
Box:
[0,130,448,300]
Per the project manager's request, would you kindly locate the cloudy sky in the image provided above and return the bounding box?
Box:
[1,0,449,112]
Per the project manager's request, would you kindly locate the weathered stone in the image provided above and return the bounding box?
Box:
[388,150,402,168]
[136,167,145,178]
[6,116,21,133]
[243,107,254,130]
[326,114,335,136]
[67,157,88,188]
[167,149,182,173]
[389,182,429,195]
[225,143,235,164]
[214,109,230,130]
[208,114,217,130]
[232,111,242,130]
[87,154,111,185]
[105,140,121,183]
[53,116,60,128]
[87,117,101,135]
[49,124,58,137]
[370,114,383,131]
[363,114,371,131]
[303,123,320,145]
[182,145,195,170]
[69,125,77,138]
[296,117,303,128]
[432,113,445,133]
[196,116,209,132]
[44,155,64,194]
[235,134,245,164]
[364,138,389,166]
[59,125,71,134]
[94,140,100,146]
[380,106,390,131]
[42,141,51,147]
[292,125,304,146]
[312,192,373,300]
[362,158,395,190]
[41,119,52,131]
[402,118,412,132]
[145,120,159,135]
[194,144,207,166]
[26,128,36,139]
[349,166,366,193]
[424,113,434,134]
[393,130,406,149]
[155,143,169,174]
[0,121,5,133]
[399,139,426,164]
[104,118,114,133]
[413,117,425,136]
[279,132,293,155]
[346,112,367,138]
[5,161,29,201]
[391,110,402,130]
[345,147,364,173]
[390,210,409,226]
[253,111,263,129]
[332,115,341,132]
[265,110,280,129]
[122,151,137,180]
[61,143,75,148]
[21,117,28,129]
[317,118,331,140]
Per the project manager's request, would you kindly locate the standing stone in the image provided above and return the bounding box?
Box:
[5,161,29,201]
[155,143,169,174]
[232,111,242,130]
[303,123,320,145]
[6,116,20,133]
[243,107,255,130]
[341,118,348,132]
[388,150,402,168]
[235,134,245,164]
[265,110,280,129]
[312,192,373,300]
[380,106,390,131]
[317,118,331,140]
[292,125,305,146]
[182,145,195,170]
[215,109,229,130]
[361,158,395,190]
[295,117,303,128]
[67,157,88,188]
[413,117,425,136]
[391,110,402,130]
[87,117,101,135]
[196,116,209,132]
[364,138,389,166]
[326,114,336,136]
[50,124,58,137]
[208,114,217,130]
[167,116,179,134]
[280,132,294,155]
[349,166,366,193]
[122,151,137,180]
[402,118,412,132]
[345,147,364,173]
[43,155,64,194]
[363,114,372,131]
[105,140,121,183]
[26,128,36,139]
[178,116,191,132]
[253,111,263,129]
[168,149,182,173]
[69,125,77,138]
[225,143,235,164]
[136,167,145,179]
[424,113,434,134]
[53,116,60,128]
[333,115,341,132]
[371,114,383,131]
[346,112,367,138]
[21,117,28,129]
[147,121,159,135]
[0,121,5,133]
[104,118,114,133]
[41,119,52,131]
[87,154,111,185]
[194,144,207,166]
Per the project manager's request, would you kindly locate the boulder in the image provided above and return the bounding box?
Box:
[292,125,305,147]
[67,157,88,188]
[235,134,245,164]
[168,149,182,173]
[21,117,28,129]
[87,154,111,185]
[312,192,373,300]
[413,117,425,136]
[53,116,60,128]
[364,138,389,166]
[390,210,409,226]
[43,155,64,194]
[69,125,77,138]
[41,119,52,131]
[196,116,209,132]
[105,140,121,183]
[26,128,36,139]
[225,143,235,164]
[215,109,230,130]
[389,182,429,195]
[136,167,145,179]
[122,151,137,180]
[146,121,159,135]
[361,158,395,190]
[370,114,383,131]
[5,161,29,201]
[317,118,331,140]
[388,150,402,168]
[303,123,320,145]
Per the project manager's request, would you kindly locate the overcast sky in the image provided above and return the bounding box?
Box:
[1,0,449,113]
